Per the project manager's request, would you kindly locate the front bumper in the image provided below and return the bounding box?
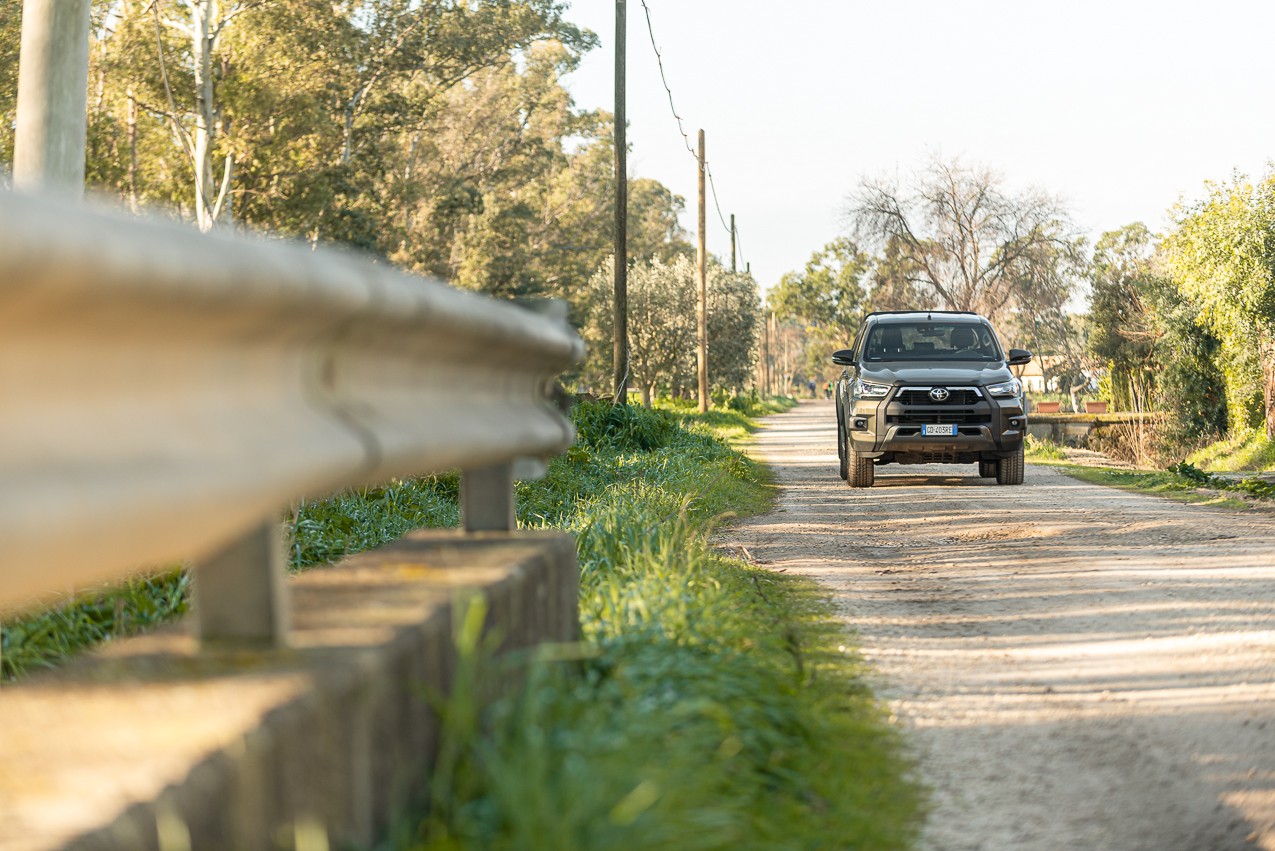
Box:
[846,388,1025,462]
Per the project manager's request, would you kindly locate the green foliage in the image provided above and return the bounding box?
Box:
[1187,428,1275,472]
[1024,434,1066,461]
[1164,461,1275,498]
[291,476,461,569]
[0,0,21,173]
[584,258,761,403]
[1081,222,1227,446]
[1086,223,1158,409]
[769,238,868,329]
[1050,460,1274,505]
[1,570,189,680]
[414,403,919,851]
[1165,174,1275,437]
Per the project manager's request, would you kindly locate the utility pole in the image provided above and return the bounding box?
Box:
[13,0,91,197]
[730,213,737,274]
[612,0,629,404]
[696,129,708,413]
[763,310,772,397]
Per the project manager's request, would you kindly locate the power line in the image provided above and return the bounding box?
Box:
[637,0,750,275]
[637,0,695,158]
[706,165,744,267]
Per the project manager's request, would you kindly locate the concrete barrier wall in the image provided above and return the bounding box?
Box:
[1027,412,1161,446]
[0,530,578,851]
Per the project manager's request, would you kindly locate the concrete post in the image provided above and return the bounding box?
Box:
[13,0,92,197]
[193,520,290,648]
[462,463,516,532]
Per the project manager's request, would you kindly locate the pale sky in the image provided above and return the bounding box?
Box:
[561,0,1275,292]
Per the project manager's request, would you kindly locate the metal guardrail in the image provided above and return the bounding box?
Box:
[0,191,583,645]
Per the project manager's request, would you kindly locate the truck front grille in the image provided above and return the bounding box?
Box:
[894,388,982,405]
[888,410,991,426]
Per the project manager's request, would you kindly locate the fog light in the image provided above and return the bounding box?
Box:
[852,417,869,430]
[1008,417,1023,428]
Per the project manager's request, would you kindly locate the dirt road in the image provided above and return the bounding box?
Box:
[725,400,1275,851]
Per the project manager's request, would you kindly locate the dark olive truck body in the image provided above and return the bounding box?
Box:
[833,312,1033,487]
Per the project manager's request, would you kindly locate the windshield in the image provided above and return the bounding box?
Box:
[863,322,1003,363]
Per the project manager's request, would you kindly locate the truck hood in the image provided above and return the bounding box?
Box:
[860,362,1015,386]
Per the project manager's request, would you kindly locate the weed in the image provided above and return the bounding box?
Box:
[1024,434,1066,461]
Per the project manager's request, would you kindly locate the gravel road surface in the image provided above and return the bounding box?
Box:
[724,400,1275,851]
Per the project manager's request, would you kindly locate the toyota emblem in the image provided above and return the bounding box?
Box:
[929,387,950,402]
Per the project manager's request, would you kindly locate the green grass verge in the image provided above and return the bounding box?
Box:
[410,399,918,850]
[1187,428,1275,472]
[1024,434,1066,461]
[0,571,190,679]
[1029,454,1272,509]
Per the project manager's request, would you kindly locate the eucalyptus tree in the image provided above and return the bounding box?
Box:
[1086,223,1160,408]
[769,238,868,331]
[768,238,867,382]
[0,0,22,177]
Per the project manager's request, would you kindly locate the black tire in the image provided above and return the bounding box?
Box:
[846,432,875,488]
[838,420,849,480]
[996,445,1025,485]
[978,459,997,478]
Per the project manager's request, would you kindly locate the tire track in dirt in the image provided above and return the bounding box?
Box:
[724,400,1275,851]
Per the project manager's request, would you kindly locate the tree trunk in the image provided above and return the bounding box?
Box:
[192,0,216,231]
[1263,339,1275,440]
[126,90,138,213]
[641,383,652,407]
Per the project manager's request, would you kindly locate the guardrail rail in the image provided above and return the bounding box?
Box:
[0,190,584,646]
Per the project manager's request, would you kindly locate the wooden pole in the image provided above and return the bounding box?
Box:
[696,129,708,413]
[764,311,772,397]
[13,0,91,197]
[730,213,736,274]
[612,0,629,404]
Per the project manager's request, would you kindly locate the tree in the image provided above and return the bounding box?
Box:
[768,238,867,330]
[704,262,760,392]
[1165,173,1275,438]
[584,255,758,405]
[0,0,22,180]
[586,255,697,406]
[1086,224,1160,409]
[768,239,868,386]
[847,156,1083,325]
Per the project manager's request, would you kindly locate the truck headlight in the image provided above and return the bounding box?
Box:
[986,379,1022,398]
[853,378,890,399]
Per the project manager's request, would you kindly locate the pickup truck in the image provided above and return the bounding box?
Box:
[833,311,1033,487]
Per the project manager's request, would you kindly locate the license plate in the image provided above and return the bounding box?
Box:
[922,423,956,436]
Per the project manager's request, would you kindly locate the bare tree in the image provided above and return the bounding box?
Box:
[847,157,1083,324]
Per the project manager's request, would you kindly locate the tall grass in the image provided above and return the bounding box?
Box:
[408,400,918,850]
[1187,427,1275,472]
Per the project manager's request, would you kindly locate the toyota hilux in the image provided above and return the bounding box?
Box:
[833,311,1032,487]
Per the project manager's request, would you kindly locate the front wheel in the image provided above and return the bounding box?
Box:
[996,445,1025,485]
[978,459,997,478]
[846,431,875,488]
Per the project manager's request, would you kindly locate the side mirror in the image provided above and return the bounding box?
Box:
[831,348,856,366]
[1007,348,1033,366]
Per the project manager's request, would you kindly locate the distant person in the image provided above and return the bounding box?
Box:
[824,381,832,399]
[808,379,816,398]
